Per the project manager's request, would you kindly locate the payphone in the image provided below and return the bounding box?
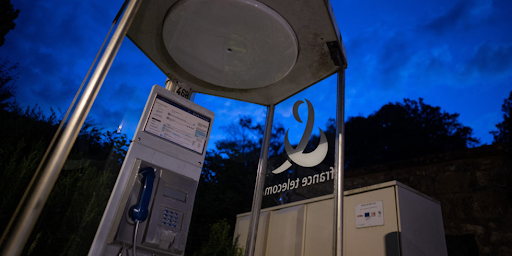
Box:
[88,85,214,256]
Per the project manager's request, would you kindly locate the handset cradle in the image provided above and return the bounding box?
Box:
[129,167,156,223]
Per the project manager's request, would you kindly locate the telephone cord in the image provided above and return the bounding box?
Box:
[133,221,140,256]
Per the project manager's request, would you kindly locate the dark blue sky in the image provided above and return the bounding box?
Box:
[2,0,511,148]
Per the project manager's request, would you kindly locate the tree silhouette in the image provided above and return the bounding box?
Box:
[0,95,481,255]
[305,98,479,170]
[243,98,481,206]
[186,116,284,255]
[0,0,19,47]
[0,60,17,110]
[343,98,479,169]
[0,104,129,255]
[0,0,19,110]
[491,90,512,144]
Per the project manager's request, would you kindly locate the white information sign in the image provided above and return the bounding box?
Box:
[355,201,384,228]
[144,95,211,154]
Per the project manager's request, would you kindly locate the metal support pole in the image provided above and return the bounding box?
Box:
[165,77,175,91]
[245,104,275,256]
[1,0,142,254]
[334,68,346,256]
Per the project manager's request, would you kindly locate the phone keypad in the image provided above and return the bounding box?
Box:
[160,208,183,231]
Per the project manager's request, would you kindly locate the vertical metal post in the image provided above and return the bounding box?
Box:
[334,68,346,256]
[1,0,142,255]
[245,104,275,256]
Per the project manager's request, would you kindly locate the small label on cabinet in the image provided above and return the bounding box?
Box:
[355,201,384,228]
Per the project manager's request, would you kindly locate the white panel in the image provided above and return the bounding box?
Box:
[266,205,305,256]
[304,200,334,256]
[396,186,448,256]
[343,187,399,256]
[126,0,343,105]
[233,212,270,256]
[162,0,298,89]
[234,181,448,256]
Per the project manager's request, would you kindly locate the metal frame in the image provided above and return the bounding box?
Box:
[243,69,346,256]
[1,0,143,254]
[334,69,346,256]
[2,1,347,255]
[125,0,345,105]
[245,104,275,256]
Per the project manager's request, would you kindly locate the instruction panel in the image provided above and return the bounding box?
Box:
[355,201,384,228]
[144,95,211,154]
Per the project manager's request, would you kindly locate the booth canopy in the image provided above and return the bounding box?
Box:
[127,0,347,105]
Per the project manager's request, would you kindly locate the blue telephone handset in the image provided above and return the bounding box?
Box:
[129,167,156,223]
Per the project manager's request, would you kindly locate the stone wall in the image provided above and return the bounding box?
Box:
[343,144,512,256]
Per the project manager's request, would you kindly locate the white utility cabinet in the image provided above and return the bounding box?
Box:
[234,181,448,256]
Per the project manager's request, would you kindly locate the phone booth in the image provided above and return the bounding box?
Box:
[1,0,347,255]
[89,85,215,256]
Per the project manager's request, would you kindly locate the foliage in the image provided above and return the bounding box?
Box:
[0,94,485,255]
[193,219,244,256]
[0,6,129,254]
[491,90,512,144]
[186,116,284,256]
[0,0,19,47]
[214,116,284,161]
[342,98,480,169]
[0,59,17,110]
[302,99,480,171]
[0,104,129,255]
[188,99,480,254]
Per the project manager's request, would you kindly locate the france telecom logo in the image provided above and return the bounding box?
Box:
[272,99,328,174]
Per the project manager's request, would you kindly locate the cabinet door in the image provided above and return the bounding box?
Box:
[304,200,334,256]
[343,186,399,256]
[266,205,305,256]
[233,212,270,256]
[397,186,448,256]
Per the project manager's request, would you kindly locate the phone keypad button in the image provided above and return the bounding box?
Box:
[159,207,184,231]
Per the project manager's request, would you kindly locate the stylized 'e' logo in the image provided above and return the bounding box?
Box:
[272,99,328,174]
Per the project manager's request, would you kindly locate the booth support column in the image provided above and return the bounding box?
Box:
[245,104,275,256]
[1,0,142,255]
[334,68,346,256]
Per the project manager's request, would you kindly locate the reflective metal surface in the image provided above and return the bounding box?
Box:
[1,0,143,254]
[334,69,346,256]
[127,0,346,105]
[162,0,298,90]
[245,104,275,256]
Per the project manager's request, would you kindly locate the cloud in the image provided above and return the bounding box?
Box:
[3,0,509,148]
[423,0,493,35]
[466,42,512,76]
[340,22,417,92]
[490,0,512,24]
[379,38,411,75]
[7,1,111,57]
[423,1,470,34]
[1,0,123,113]
[87,81,149,136]
[362,32,422,91]
[397,45,456,87]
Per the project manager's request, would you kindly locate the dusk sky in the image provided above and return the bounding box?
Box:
[2,0,511,149]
